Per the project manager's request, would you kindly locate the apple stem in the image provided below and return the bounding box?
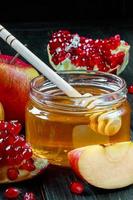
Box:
[10,44,27,64]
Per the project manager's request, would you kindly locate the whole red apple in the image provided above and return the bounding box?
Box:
[0,55,39,124]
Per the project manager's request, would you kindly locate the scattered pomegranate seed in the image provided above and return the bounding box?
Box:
[4,187,20,199]
[23,192,36,200]
[70,181,84,194]
[7,167,19,180]
[128,85,133,94]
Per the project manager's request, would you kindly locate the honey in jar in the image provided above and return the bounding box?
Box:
[26,71,131,166]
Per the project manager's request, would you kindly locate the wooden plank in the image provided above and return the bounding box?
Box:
[39,165,133,200]
[0,177,44,200]
[42,165,98,200]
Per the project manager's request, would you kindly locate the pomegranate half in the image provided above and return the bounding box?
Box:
[47,30,130,74]
[0,120,48,183]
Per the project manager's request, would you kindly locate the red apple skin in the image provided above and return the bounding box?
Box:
[0,55,39,124]
[68,148,84,177]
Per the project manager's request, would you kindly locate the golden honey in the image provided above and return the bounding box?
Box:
[26,71,131,166]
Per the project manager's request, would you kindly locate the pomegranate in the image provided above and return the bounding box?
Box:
[0,120,48,183]
[47,30,130,74]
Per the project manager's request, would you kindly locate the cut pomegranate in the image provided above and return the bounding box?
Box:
[47,30,130,74]
[0,120,49,183]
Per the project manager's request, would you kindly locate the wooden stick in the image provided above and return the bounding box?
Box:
[0,25,81,98]
[10,44,27,64]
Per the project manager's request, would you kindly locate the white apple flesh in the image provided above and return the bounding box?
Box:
[68,142,133,189]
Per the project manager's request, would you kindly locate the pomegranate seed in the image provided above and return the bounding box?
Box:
[52,54,60,65]
[14,154,24,165]
[70,181,84,194]
[22,148,33,160]
[6,156,15,166]
[23,192,36,200]
[114,34,120,41]
[7,167,19,180]
[128,85,133,94]
[8,121,22,135]
[20,161,35,172]
[14,146,22,154]
[28,158,34,164]
[80,36,86,43]
[5,145,13,156]
[7,135,16,145]
[125,42,129,46]
[0,138,5,150]
[14,136,26,147]
[0,121,7,130]
[4,187,20,199]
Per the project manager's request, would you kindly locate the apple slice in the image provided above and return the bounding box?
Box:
[68,142,133,189]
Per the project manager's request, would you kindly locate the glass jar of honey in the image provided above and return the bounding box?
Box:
[26,71,131,167]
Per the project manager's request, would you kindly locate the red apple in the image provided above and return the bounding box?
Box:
[0,55,39,124]
[0,102,4,120]
[68,142,133,189]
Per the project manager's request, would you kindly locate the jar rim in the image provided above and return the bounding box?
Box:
[30,70,127,100]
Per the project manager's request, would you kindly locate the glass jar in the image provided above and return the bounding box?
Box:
[26,71,131,167]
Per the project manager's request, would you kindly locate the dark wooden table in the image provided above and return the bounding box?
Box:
[0,21,133,199]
